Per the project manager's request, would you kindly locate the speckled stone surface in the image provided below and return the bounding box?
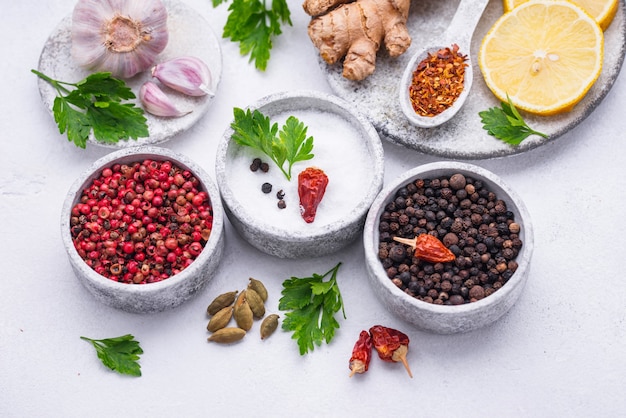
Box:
[60,146,225,313]
[36,0,222,148]
[363,162,534,334]
[323,0,626,159]
[215,90,385,259]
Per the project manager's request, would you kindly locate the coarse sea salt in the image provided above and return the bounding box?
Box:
[225,109,372,233]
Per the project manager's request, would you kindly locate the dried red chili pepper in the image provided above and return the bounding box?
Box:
[298,167,329,223]
[369,325,413,378]
[394,234,455,263]
[348,330,373,377]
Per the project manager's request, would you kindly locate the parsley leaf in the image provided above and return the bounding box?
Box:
[213,0,292,71]
[230,107,314,180]
[279,262,346,355]
[80,334,144,377]
[479,94,549,145]
[32,70,148,148]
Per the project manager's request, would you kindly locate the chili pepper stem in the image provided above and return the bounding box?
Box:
[348,360,366,378]
[393,236,416,250]
[391,345,413,378]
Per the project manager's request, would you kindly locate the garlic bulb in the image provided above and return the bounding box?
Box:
[139,82,190,117]
[71,0,169,79]
[151,56,213,96]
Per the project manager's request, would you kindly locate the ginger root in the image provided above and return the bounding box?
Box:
[303,0,411,81]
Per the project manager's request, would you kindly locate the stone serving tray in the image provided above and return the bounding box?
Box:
[322,0,626,159]
[36,0,222,148]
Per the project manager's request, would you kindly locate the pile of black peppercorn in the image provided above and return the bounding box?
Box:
[377,173,523,305]
[250,158,287,209]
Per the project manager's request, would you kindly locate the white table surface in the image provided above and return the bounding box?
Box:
[2,1,625,417]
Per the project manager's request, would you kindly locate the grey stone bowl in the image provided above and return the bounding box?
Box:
[216,90,385,258]
[363,162,533,333]
[61,146,225,313]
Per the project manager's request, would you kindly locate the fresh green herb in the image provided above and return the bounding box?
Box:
[32,70,148,148]
[479,94,548,145]
[230,107,314,180]
[212,0,292,71]
[278,262,345,355]
[80,334,144,377]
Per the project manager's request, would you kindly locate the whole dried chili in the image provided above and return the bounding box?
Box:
[348,330,373,377]
[394,234,455,263]
[369,325,413,378]
[408,44,467,117]
[298,167,329,223]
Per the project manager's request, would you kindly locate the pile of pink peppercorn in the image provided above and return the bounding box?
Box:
[69,159,213,284]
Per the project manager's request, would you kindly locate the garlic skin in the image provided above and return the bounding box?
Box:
[71,0,169,79]
[139,82,191,117]
[151,56,213,96]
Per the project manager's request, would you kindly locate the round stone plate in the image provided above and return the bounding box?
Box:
[321,0,626,159]
[36,0,222,148]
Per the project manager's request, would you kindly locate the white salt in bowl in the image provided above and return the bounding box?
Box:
[60,146,225,313]
[216,90,385,258]
[363,162,533,333]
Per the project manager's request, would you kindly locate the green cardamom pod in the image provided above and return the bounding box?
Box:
[207,290,238,316]
[206,306,233,332]
[247,277,268,302]
[207,327,246,343]
[246,288,266,319]
[234,291,253,331]
[260,314,280,340]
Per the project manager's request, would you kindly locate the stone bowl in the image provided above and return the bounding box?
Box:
[61,146,225,313]
[363,162,533,333]
[215,90,385,258]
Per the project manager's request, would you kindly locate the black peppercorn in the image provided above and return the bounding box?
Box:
[399,271,411,285]
[449,173,466,190]
[250,158,261,172]
[449,294,465,305]
[261,182,272,194]
[388,245,406,263]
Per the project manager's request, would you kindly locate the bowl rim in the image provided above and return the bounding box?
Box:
[215,89,385,243]
[364,161,534,315]
[60,145,224,293]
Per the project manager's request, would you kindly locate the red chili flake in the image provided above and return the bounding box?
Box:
[349,330,373,377]
[297,167,329,223]
[369,325,413,378]
[408,43,468,117]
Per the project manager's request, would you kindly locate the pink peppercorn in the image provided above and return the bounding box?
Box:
[70,159,213,284]
[122,242,135,254]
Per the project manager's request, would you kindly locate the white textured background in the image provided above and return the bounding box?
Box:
[1,0,625,417]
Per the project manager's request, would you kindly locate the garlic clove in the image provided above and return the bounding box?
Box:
[139,82,191,118]
[71,0,169,79]
[151,56,214,97]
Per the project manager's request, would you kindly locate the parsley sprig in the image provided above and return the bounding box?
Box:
[230,107,314,180]
[479,95,548,145]
[32,70,148,148]
[80,334,144,377]
[212,0,292,71]
[279,262,346,355]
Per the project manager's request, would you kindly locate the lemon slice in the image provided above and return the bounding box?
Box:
[502,0,618,30]
[479,0,603,115]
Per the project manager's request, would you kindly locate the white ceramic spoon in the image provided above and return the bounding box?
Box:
[398,0,490,128]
